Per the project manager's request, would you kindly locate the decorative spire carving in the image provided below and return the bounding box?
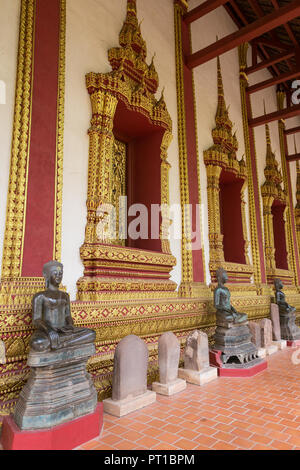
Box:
[108,0,159,95]
[204,56,245,178]
[262,104,286,202]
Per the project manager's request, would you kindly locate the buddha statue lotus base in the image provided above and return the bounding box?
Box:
[212,315,264,370]
[1,403,103,450]
[13,343,98,431]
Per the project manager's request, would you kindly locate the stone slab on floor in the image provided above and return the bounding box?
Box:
[266,344,278,356]
[272,340,287,350]
[178,366,218,386]
[103,390,156,417]
[152,378,186,396]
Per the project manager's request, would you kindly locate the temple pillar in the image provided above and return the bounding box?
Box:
[238,43,268,294]
[85,90,118,245]
[277,90,300,287]
[206,165,224,265]
[174,0,208,297]
[295,161,300,251]
[0,0,66,424]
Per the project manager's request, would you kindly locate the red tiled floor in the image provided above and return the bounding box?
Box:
[76,348,300,451]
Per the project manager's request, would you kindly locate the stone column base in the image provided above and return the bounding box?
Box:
[265,344,278,355]
[103,390,156,417]
[272,340,287,350]
[178,367,218,386]
[152,378,186,396]
[257,348,267,358]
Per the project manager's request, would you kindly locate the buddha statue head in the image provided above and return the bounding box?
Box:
[274,278,283,292]
[43,261,63,289]
[216,267,228,285]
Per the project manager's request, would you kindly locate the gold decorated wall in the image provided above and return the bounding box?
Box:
[1,0,300,426]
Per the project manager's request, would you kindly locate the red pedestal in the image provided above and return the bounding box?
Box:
[1,403,103,450]
[287,340,300,347]
[209,350,268,377]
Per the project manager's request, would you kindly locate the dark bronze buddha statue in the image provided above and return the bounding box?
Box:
[274,278,300,341]
[30,261,96,352]
[212,268,259,367]
[274,278,296,315]
[214,267,247,324]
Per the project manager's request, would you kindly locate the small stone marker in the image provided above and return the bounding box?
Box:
[178,330,217,386]
[270,304,287,350]
[270,304,281,341]
[260,318,278,356]
[249,322,261,348]
[103,335,156,417]
[152,332,186,396]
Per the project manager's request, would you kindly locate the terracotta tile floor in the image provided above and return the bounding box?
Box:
[76,347,300,451]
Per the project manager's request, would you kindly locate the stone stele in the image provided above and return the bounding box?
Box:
[260,318,278,355]
[152,332,186,396]
[103,335,156,417]
[178,330,217,386]
[248,321,261,348]
[260,318,273,348]
[270,304,281,341]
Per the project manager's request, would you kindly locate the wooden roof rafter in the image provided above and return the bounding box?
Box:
[185,0,300,72]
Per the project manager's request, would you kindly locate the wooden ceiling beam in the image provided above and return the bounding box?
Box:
[247,69,300,94]
[284,126,300,136]
[185,0,300,69]
[248,104,300,128]
[183,0,228,24]
[286,153,300,162]
[246,0,294,81]
[245,51,295,75]
[251,37,294,52]
[270,0,299,47]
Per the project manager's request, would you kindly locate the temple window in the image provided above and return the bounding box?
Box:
[204,56,252,284]
[261,120,292,284]
[76,0,177,301]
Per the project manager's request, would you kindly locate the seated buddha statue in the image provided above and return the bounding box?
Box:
[274,278,300,341]
[214,267,247,324]
[30,261,96,352]
[274,278,296,315]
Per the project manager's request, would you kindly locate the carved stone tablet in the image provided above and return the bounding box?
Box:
[184,330,209,372]
[260,318,273,348]
[158,332,180,384]
[270,303,281,341]
[249,321,261,348]
[112,335,148,401]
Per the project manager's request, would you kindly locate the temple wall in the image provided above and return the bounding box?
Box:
[62,0,181,299]
[191,1,253,284]
[190,0,300,283]
[0,0,20,275]
[287,118,300,209]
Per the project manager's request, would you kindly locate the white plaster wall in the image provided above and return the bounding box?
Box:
[63,0,181,299]
[190,0,300,283]
[286,117,300,208]
[190,0,252,285]
[0,0,20,275]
